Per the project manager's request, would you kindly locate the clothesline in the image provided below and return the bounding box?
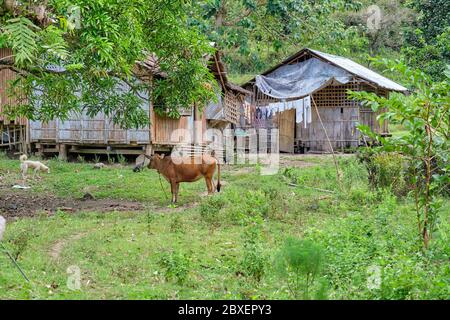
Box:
[256,95,313,127]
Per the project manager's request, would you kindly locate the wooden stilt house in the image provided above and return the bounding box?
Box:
[242,48,408,153]
[0,49,250,159]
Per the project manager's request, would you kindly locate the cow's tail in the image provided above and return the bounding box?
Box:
[216,161,221,192]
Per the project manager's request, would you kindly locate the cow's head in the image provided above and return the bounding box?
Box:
[147,153,164,170]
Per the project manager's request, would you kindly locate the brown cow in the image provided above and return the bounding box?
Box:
[144,154,221,203]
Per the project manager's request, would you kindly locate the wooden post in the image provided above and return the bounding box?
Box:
[58,144,68,161]
[6,126,11,150]
[145,144,152,156]
[36,143,44,157]
[193,105,202,145]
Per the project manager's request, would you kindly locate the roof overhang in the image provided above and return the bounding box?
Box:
[244,48,408,93]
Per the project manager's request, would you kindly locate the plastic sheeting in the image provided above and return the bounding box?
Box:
[309,49,408,92]
[255,57,353,99]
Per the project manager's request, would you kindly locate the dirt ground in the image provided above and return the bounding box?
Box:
[0,192,143,219]
[0,154,331,219]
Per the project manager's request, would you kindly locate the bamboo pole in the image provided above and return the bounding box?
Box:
[311,95,342,189]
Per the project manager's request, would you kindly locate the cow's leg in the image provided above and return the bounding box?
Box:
[175,183,180,202]
[170,180,178,203]
[205,176,213,194]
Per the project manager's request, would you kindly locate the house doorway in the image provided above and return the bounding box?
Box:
[277,109,295,153]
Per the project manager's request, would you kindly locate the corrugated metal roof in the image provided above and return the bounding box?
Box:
[309,49,408,92]
[244,48,408,92]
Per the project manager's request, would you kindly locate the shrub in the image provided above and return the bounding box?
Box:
[6,225,38,260]
[158,251,192,284]
[199,195,226,227]
[230,190,269,222]
[275,237,327,299]
[238,216,267,282]
[304,192,449,299]
[357,149,407,196]
[117,154,127,166]
[261,185,287,219]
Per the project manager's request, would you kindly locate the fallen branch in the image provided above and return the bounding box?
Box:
[287,182,335,194]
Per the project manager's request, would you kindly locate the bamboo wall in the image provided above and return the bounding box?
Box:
[151,107,207,146]
[30,111,150,145]
[223,91,240,124]
[0,48,29,151]
[0,48,28,126]
[28,78,152,147]
[249,81,390,153]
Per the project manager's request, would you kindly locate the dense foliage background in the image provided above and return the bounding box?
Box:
[194,0,449,84]
[1,1,448,121]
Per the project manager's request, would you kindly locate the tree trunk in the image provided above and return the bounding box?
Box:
[215,0,227,28]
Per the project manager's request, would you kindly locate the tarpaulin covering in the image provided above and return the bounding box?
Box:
[255,57,352,99]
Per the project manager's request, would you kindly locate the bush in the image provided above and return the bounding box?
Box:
[304,193,449,299]
[199,195,226,227]
[158,251,192,284]
[238,216,267,282]
[222,190,269,224]
[6,225,38,260]
[357,149,407,196]
[275,237,327,299]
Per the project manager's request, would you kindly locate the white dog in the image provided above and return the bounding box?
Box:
[20,154,50,180]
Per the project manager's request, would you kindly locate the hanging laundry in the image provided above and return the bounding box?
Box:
[286,100,292,110]
[295,99,304,124]
[256,107,262,120]
[289,100,296,110]
[304,95,312,124]
[300,95,312,128]
[269,102,279,113]
[263,107,269,120]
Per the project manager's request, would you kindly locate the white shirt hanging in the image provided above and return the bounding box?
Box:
[295,99,303,124]
[304,96,312,128]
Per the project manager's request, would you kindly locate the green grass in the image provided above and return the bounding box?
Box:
[389,123,409,138]
[0,156,207,206]
[0,154,448,299]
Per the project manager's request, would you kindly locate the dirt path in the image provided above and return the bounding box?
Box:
[148,201,200,214]
[1,155,326,220]
[49,232,87,260]
[47,200,201,260]
[0,193,143,219]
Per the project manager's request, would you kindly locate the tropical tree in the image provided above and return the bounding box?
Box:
[193,0,365,76]
[0,0,216,128]
[403,0,450,81]
[336,0,416,56]
[349,61,449,248]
